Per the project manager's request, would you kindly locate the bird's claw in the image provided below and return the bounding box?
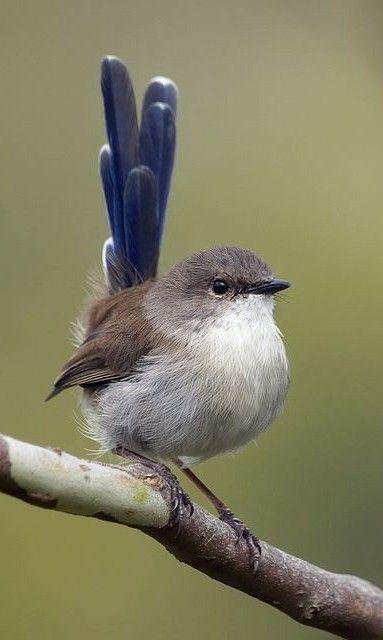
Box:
[219,507,261,572]
[152,463,194,536]
[112,449,193,536]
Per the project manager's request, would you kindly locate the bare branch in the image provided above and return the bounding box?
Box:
[0,434,382,639]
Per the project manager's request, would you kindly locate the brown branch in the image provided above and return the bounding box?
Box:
[0,434,382,639]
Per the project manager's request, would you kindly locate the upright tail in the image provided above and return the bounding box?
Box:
[99,56,177,292]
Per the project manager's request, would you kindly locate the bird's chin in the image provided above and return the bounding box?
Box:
[201,294,278,337]
[232,292,276,316]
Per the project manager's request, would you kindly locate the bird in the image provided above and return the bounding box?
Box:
[47,56,290,564]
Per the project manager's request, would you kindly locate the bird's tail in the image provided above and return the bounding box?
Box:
[99,56,177,292]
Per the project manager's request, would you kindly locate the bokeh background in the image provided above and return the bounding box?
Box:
[1,1,383,638]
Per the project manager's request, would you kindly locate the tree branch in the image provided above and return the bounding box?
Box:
[0,434,382,639]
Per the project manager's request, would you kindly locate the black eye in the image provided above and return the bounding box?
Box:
[212,279,229,295]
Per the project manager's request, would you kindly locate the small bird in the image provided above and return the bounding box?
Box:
[48,56,290,563]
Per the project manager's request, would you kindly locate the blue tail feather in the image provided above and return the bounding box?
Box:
[99,145,114,236]
[101,57,139,195]
[139,102,176,239]
[142,76,178,117]
[99,57,177,291]
[123,167,159,279]
[99,145,122,254]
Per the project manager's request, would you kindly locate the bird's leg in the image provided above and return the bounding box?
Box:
[113,447,193,534]
[175,461,261,570]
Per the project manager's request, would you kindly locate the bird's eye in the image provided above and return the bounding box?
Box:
[212,279,229,295]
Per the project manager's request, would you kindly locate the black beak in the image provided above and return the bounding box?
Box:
[247,278,290,295]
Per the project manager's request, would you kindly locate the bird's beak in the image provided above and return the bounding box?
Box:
[247,278,290,295]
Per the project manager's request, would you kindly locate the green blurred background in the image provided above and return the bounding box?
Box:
[1,1,382,638]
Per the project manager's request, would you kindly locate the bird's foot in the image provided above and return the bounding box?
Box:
[219,507,261,571]
[151,462,194,535]
[113,448,193,535]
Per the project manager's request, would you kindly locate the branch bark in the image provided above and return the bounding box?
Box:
[0,434,382,639]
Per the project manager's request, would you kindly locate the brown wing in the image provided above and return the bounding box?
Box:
[46,281,159,400]
[45,357,118,400]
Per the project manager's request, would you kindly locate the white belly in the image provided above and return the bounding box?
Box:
[82,296,289,465]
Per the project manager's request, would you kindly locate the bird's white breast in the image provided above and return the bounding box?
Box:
[178,295,289,463]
